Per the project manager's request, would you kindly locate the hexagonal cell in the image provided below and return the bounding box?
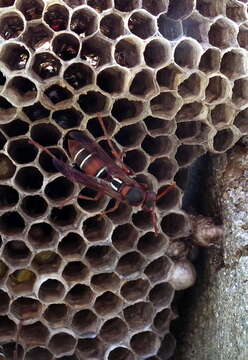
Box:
[142,135,173,157]
[115,37,141,68]
[0,316,16,342]
[43,303,68,327]
[0,96,16,122]
[1,118,29,138]
[158,14,182,40]
[49,332,77,356]
[15,166,43,192]
[232,77,248,108]
[78,91,108,114]
[220,50,246,80]
[196,0,225,17]
[97,67,126,95]
[50,205,78,227]
[0,12,24,40]
[150,92,182,118]
[0,260,9,284]
[176,143,205,166]
[211,103,235,127]
[121,278,149,302]
[5,76,37,106]
[76,338,105,360]
[32,251,61,274]
[0,154,16,180]
[157,333,176,359]
[38,279,65,303]
[145,256,173,283]
[20,321,49,346]
[45,176,74,203]
[39,147,67,174]
[130,331,160,357]
[28,222,58,248]
[137,232,168,256]
[234,108,248,134]
[44,4,69,32]
[3,240,31,267]
[58,232,86,258]
[143,0,168,15]
[52,108,82,130]
[77,187,106,214]
[199,48,221,74]
[100,13,124,39]
[0,211,25,235]
[149,282,174,308]
[156,64,184,91]
[161,212,189,237]
[25,347,53,360]
[0,289,10,314]
[31,123,61,146]
[148,157,176,182]
[64,63,93,91]
[81,35,112,68]
[116,251,145,277]
[52,33,80,62]
[124,149,147,173]
[174,39,201,69]
[8,138,37,164]
[91,272,120,292]
[144,39,171,68]
[65,284,94,307]
[212,128,235,153]
[44,84,73,106]
[88,0,112,12]
[124,302,153,330]
[156,184,180,212]
[82,215,110,242]
[115,123,144,148]
[94,291,122,316]
[114,0,140,12]
[153,308,174,333]
[21,195,48,219]
[72,309,98,336]
[111,224,138,252]
[16,0,44,21]
[85,245,117,271]
[205,75,229,104]
[100,317,128,343]
[144,116,175,136]
[87,116,116,138]
[208,18,237,49]
[128,10,156,39]
[108,347,135,360]
[182,12,209,43]
[226,0,247,22]
[0,185,19,210]
[112,98,143,123]
[129,69,156,99]
[22,23,53,50]
[70,7,98,37]
[167,0,194,20]
[178,72,205,101]
[62,261,89,283]
[0,43,29,71]
[176,101,205,122]
[10,297,42,321]
[238,23,248,50]
[23,101,50,122]
[132,209,154,231]
[7,269,36,294]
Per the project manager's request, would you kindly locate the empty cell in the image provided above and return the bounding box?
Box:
[115,123,144,147]
[211,103,235,127]
[130,331,160,356]
[220,50,246,80]
[15,166,43,192]
[150,92,182,118]
[0,96,16,122]
[65,284,94,307]
[130,69,155,98]
[167,0,194,20]
[168,259,196,290]
[5,76,37,105]
[62,261,89,283]
[31,251,62,274]
[81,35,112,68]
[144,116,175,136]
[100,317,128,343]
[115,38,141,68]
[108,347,135,360]
[76,338,105,360]
[137,232,167,256]
[43,303,68,327]
[238,23,248,50]
[156,185,181,211]
[112,223,138,252]
[157,333,176,359]
[8,139,37,165]
[50,205,78,227]
[0,43,29,71]
[0,316,16,342]
[16,0,44,21]
[209,18,237,49]
[1,119,29,138]
[116,251,145,276]
[0,185,19,209]
[114,0,140,12]
[3,240,31,267]
[86,245,117,270]
[232,78,248,107]
[44,84,73,105]
[23,102,50,122]
[158,15,182,40]
[124,302,153,330]
[143,0,168,15]
[148,157,176,182]
[144,39,171,68]
[39,147,67,174]
[31,123,61,146]
[58,232,86,257]
[52,33,79,61]
[44,4,69,32]
[199,48,221,74]
[0,260,9,284]
[182,13,209,43]
[174,39,201,69]
[112,98,143,122]
[91,273,120,292]
[226,0,247,22]
[64,63,93,90]
[7,269,36,294]
[178,72,205,100]
[10,297,42,321]
[161,212,188,237]
[132,209,153,230]
[212,128,235,152]
[94,291,122,316]
[176,121,210,142]
[45,176,74,202]
[78,91,108,114]
[22,23,53,50]
[83,215,111,242]
[72,309,98,335]
[149,282,174,308]
[144,256,174,283]
[70,7,98,37]
[0,154,16,181]
[142,135,173,156]
[157,64,184,90]
[97,67,126,95]
[28,222,58,248]
[196,0,225,17]
[100,13,124,40]
[0,12,24,40]
[53,108,82,129]
[78,188,106,213]
[124,149,147,173]
[0,289,9,314]
[0,211,25,235]
[88,0,112,12]
[176,101,204,122]
[87,116,116,138]
[153,308,174,333]
[38,279,65,303]
[49,332,77,356]
[20,321,49,346]
[205,76,229,104]
[128,10,156,39]
[176,144,205,166]
[234,108,248,133]
[25,347,53,360]
[121,278,149,301]
[32,52,61,81]
[104,198,131,224]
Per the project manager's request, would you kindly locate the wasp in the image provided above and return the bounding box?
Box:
[30,117,175,234]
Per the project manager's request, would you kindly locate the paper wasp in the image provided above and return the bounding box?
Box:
[30,117,175,234]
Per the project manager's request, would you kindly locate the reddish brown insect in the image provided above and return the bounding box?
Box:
[30,117,175,234]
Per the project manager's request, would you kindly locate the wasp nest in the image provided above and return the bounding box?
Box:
[0,0,247,359]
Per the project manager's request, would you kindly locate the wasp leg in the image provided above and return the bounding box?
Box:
[156,182,176,201]
[78,192,103,202]
[101,199,121,216]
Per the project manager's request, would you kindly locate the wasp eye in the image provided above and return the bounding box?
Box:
[126,188,144,206]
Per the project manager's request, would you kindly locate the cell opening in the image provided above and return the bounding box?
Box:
[39,147,67,174]
[10,297,42,321]
[0,96,16,122]
[3,240,31,267]
[8,139,37,165]
[137,232,167,256]
[77,188,106,213]
[6,76,37,105]
[65,284,94,307]
[0,185,19,209]
[83,215,111,242]
[144,116,174,136]
[132,210,153,230]
[121,278,149,302]
[21,195,48,218]
[199,48,221,74]
[64,63,93,90]
[48,332,77,356]
[53,108,82,130]
[143,0,168,15]
[0,70,6,86]
[220,51,246,80]
[38,279,65,303]
[211,104,235,127]
[130,331,160,356]
[144,39,170,68]
[0,212,25,235]
[17,0,44,21]
[116,251,145,276]
[205,76,229,104]
[112,224,138,252]
[176,102,204,122]
[167,0,194,20]
[128,11,156,39]
[31,251,61,274]
[115,123,144,147]
[50,205,77,227]
[115,38,140,68]
[161,212,188,237]
[25,347,53,360]
[232,78,248,107]
[28,222,57,248]
[213,128,234,153]
[58,232,86,257]
[94,291,122,316]
[45,176,74,202]
[108,347,135,360]
[62,261,89,283]
[112,98,143,122]
[91,272,120,292]
[70,8,98,37]
[234,108,248,133]
[148,157,176,182]
[196,0,224,18]
[208,18,237,48]
[149,282,174,308]
[124,149,147,173]
[158,15,182,40]
[145,256,173,283]
[0,260,9,284]
[0,0,15,6]
[114,0,140,12]
[52,33,80,61]
[142,135,172,156]
[100,13,124,39]
[156,185,180,211]
[158,333,176,359]
[174,39,201,69]
[130,69,155,98]
[44,4,69,32]
[7,269,36,294]
[43,303,68,326]
[15,166,43,192]
[100,317,128,343]
[97,67,126,95]
[238,23,248,50]
[44,84,72,105]
[176,143,205,166]
[32,52,62,81]
[153,308,173,333]
[0,12,24,40]
[78,91,108,114]
[20,322,49,345]
[23,102,50,122]
[85,245,117,270]
[81,35,112,68]
[87,116,115,138]
[0,316,16,341]
[150,92,181,118]
[76,338,105,360]
[0,43,29,71]
[178,72,203,100]
[124,302,153,330]
[23,23,53,50]
[1,119,29,138]
[0,154,16,180]
[176,121,209,142]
